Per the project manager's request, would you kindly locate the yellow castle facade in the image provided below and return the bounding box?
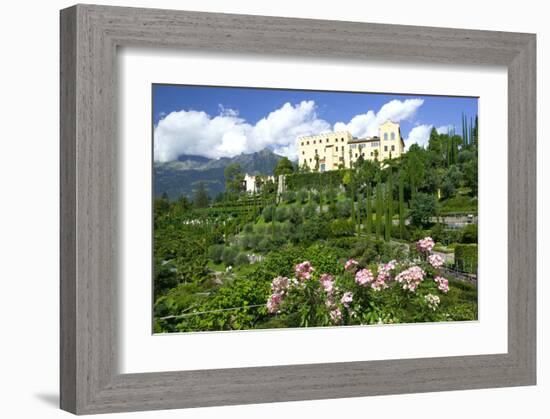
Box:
[297,120,405,171]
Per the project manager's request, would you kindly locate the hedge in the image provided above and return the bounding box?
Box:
[454,244,478,273]
[285,170,345,191]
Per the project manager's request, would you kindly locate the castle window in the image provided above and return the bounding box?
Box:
[315,149,318,154]
[384,145,388,152]
[302,151,305,155]
[391,132,396,140]
[341,138,344,142]
[384,133,388,141]
[309,158,312,162]
[326,139,329,143]
[336,146,338,151]
[301,142,304,146]
[355,153,358,158]
[391,145,395,151]
[307,141,310,145]
[370,152,374,156]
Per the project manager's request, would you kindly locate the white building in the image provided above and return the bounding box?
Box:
[297,120,405,171]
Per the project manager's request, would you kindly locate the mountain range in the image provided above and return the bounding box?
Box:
[154,148,284,200]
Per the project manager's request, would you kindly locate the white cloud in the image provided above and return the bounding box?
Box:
[436,124,453,135]
[333,99,424,138]
[405,124,433,149]
[154,100,330,162]
[154,98,427,162]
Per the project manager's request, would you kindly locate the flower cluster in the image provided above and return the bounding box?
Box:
[434,276,449,293]
[319,273,335,294]
[266,292,283,314]
[330,307,343,324]
[370,260,396,291]
[344,259,359,271]
[417,236,435,253]
[395,265,425,292]
[341,291,353,308]
[428,254,444,268]
[355,268,374,286]
[295,261,314,281]
[271,276,289,293]
[424,293,440,311]
[267,276,292,314]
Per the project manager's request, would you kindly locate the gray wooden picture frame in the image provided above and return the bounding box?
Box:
[60,4,536,415]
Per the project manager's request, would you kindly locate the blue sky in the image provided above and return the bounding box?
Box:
[153,84,478,162]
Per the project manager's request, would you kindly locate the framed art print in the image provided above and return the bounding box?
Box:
[60,4,536,414]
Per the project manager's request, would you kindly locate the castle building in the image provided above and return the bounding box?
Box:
[297,120,405,171]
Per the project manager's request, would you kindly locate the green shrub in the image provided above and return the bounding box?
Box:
[330,219,355,237]
[337,200,352,218]
[235,252,250,266]
[262,205,275,222]
[296,189,308,204]
[275,206,288,222]
[461,223,478,243]
[303,204,317,218]
[282,190,296,204]
[243,223,254,233]
[221,246,239,266]
[454,244,478,273]
[287,205,303,224]
[208,244,225,264]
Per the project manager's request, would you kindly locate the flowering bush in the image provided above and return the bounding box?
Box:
[428,254,444,268]
[417,236,435,253]
[265,237,455,327]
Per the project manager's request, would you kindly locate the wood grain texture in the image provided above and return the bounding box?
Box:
[59,4,536,415]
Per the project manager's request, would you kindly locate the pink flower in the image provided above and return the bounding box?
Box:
[395,265,425,292]
[374,260,396,290]
[330,308,343,324]
[428,254,444,268]
[434,276,450,293]
[266,293,283,314]
[371,277,389,291]
[319,274,334,294]
[295,261,315,281]
[417,237,435,253]
[355,268,374,286]
[344,259,359,271]
[341,291,353,308]
[271,276,289,293]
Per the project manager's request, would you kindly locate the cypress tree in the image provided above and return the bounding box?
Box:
[366,185,372,235]
[356,192,362,235]
[398,172,405,239]
[350,179,356,233]
[376,178,383,240]
[385,171,393,242]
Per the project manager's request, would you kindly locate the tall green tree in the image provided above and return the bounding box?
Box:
[409,192,436,227]
[375,177,383,240]
[193,182,210,208]
[398,171,405,239]
[385,169,393,241]
[224,163,244,196]
[274,156,295,177]
[366,185,372,235]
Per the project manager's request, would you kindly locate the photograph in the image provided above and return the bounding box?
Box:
[152,85,479,333]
